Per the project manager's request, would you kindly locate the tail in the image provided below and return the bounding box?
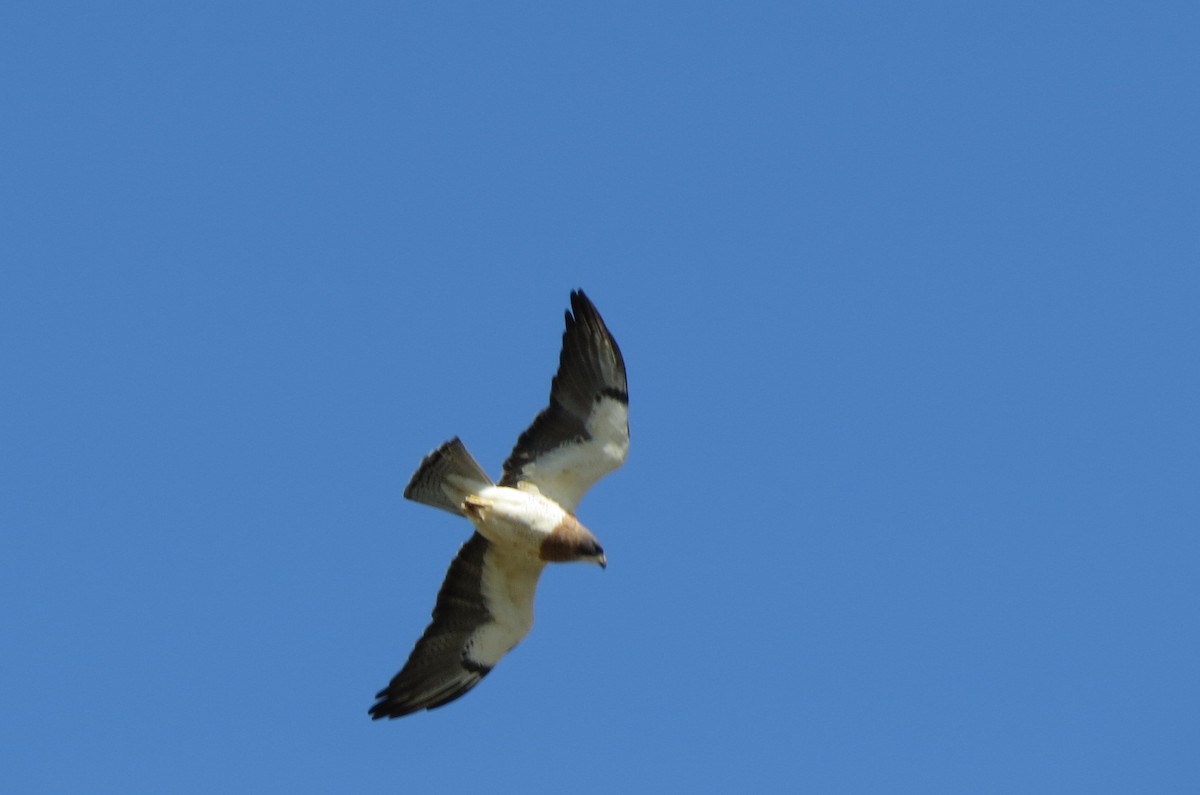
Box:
[403,437,494,515]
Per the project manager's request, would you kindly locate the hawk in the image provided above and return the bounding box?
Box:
[369,290,628,719]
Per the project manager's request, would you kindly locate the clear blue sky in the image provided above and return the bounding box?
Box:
[2,3,1197,792]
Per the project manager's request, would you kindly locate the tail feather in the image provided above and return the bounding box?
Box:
[403,438,493,515]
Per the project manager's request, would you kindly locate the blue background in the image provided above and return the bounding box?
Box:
[3,3,1197,792]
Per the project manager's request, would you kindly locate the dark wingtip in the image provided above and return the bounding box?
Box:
[569,289,596,318]
[368,668,490,721]
[368,702,400,720]
[369,687,405,720]
[368,692,423,720]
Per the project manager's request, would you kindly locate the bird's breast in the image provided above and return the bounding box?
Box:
[467,485,566,550]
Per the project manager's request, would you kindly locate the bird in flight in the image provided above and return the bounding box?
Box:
[369,290,629,720]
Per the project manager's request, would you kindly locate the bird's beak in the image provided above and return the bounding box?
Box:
[598,554,607,570]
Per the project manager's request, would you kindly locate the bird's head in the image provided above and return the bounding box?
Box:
[578,539,607,570]
[540,516,607,569]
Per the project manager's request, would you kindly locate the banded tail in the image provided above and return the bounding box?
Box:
[402,437,493,516]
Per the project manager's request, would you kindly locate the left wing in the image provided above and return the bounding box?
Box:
[499,290,628,512]
[369,533,544,719]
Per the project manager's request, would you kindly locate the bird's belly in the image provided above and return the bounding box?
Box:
[463,486,562,552]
